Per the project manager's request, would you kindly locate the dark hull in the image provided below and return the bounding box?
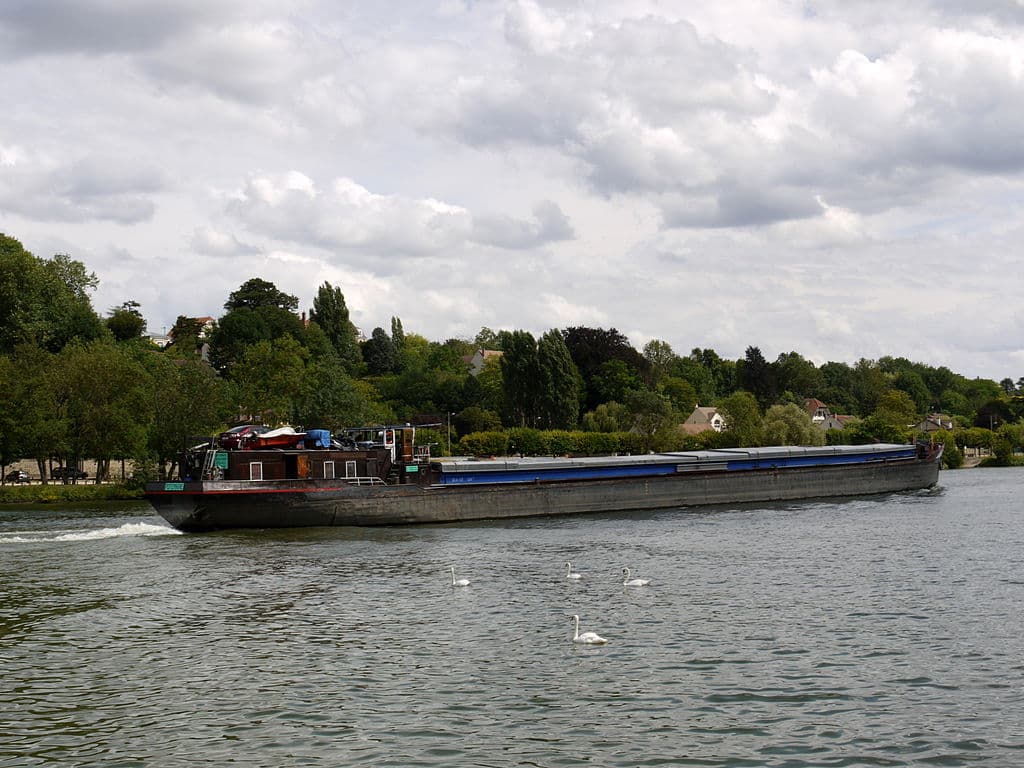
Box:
[147,455,941,532]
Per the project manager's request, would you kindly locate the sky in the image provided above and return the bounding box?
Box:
[1,1,1023,382]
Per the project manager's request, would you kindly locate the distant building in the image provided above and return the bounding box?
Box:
[914,413,954,432]
[681,405,727,434]
[465,349,503,376]
[804,398,845,430]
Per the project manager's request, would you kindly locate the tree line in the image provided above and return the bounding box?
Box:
[2,232,1023,483]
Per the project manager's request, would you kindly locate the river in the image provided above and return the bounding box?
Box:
[1,468,1022,767]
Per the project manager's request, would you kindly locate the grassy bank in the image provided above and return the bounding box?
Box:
[0,483,144,504]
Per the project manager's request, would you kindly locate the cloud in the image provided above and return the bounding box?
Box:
[0,149,165,224]
[470,200,574,249]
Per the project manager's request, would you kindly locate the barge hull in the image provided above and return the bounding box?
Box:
[147,456,940,531]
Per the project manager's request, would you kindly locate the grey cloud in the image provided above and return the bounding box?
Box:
[0,0,232,57]
[0,155,165,224]
[470,200,575,249]
[661,185,822,229]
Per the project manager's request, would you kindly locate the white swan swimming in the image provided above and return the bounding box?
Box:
[450,565,470,587]
[565,561,582,580]
[622,567,651,586]
[569,614,607,644]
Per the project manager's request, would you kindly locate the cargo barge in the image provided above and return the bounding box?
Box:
[145,426,943,532]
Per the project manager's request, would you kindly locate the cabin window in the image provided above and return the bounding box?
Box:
[324,461,335,479]
[345,460,357,478]
[249,462,263,481]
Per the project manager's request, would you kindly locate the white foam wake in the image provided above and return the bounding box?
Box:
[0,522,182,543]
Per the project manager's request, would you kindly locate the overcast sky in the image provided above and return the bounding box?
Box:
[2,1,1022,381]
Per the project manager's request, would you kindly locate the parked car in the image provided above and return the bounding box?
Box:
[4,469,30,483]
[51,467,88,481]
[217,424,269,449]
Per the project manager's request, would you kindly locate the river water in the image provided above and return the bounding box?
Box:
[1,468,1022,767]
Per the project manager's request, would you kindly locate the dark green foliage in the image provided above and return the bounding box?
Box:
[0,236,107,353]
[563,326,648,410]
[310,282,361,368]
[536,329,581,430]
[455,406,503,435]
[737,346,776,410]
[226,277,299,312]
[363,327,397,375]
[499,330,540,427]
[106,301,147,342]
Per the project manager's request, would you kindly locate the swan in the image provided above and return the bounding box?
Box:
[449,565,470,587]
[569,614,607,644]
[565,561,582,580]
[622,567,651,586]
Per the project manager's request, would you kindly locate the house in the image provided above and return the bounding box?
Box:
[914,413,954,432]
[465,349,503,376]
[681,405,727,435]
[804,398,845,430]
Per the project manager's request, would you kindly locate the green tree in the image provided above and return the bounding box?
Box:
[643,339,678,385]
[623,389,675,451]
[59,340,152,482]
[499,330,540,427]
[718,391,763,447]
[309,282,361,369]
[582,401,628,432]
[537,329,581,429]
[209,278,306,373]
[874,389,918,428]
[144,354,232,478]
[762,403,824,446]
[362,327,397,375]
[563,326,648,410]
[106,300,147,342]
[0,235,107,353]
[737,346,776,410]
[226,277,299,312]
[231,336,309,425]
[295,356,373,430]
[592,359,643,405]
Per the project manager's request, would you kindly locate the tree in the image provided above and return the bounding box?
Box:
[592,359,643,405]
[718,391,763,447]
[642,339,678,385]
[624,389,675,451]
[231,336,309,425]
[362,327,397,375]
[106,300,147,342]
[209,278,306,374]
[309,282,361,369]
[659,376,698,415]
[0,235,107,353]
[874,389,918,428]
[294,356,374,430]
[582,401,629,433]
[737,346,776,410]
[225,277,298,312]
[773,351,822,399]
[499,330,540,427]
[536,329,582,429]
[474,326,501,350]
[563,326,648,410]
[144,354,232,478]
[762,403,824,446]
[166,315,205,355]
[59,340,152,482]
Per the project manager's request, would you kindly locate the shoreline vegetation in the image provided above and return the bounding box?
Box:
[0,483,144,505]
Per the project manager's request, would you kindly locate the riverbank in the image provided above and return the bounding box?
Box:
[0,483,144,505]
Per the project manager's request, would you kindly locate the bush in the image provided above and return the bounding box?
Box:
[457,431,509,457]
